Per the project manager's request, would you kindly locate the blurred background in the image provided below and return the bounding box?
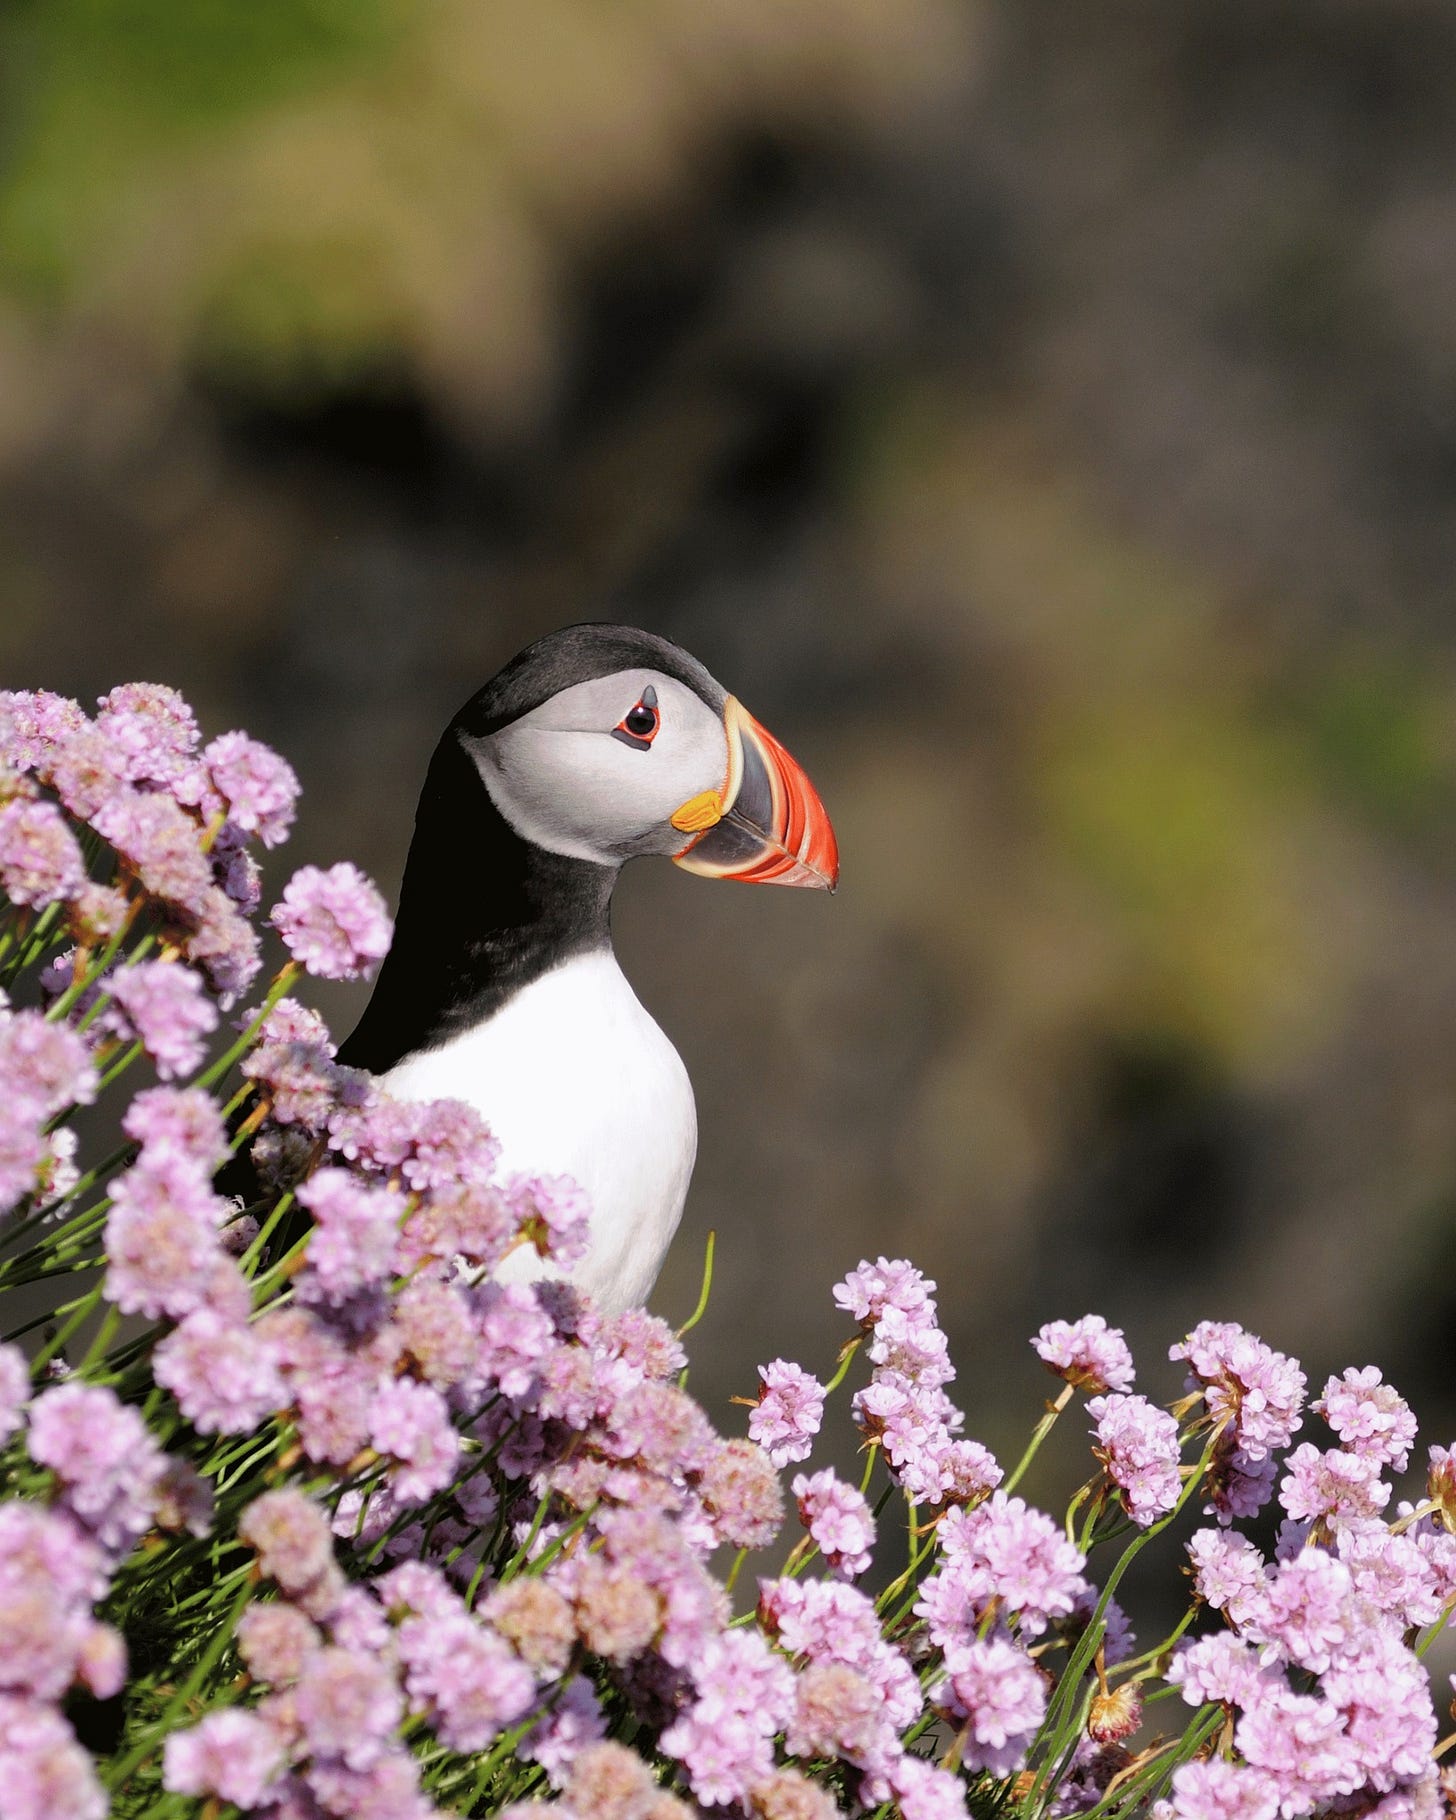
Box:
[4,0,1456,1534]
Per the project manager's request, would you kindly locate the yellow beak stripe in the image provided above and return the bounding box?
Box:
[669,789,724,833]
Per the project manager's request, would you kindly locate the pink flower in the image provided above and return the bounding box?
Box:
[0,1013,97,1117]
[1323,1634,1437,1792]
[295,1646,403,1769]
[103,1151,226,1320]
[26,1382,164,1553]
[95,684,198,791]
[0,1343,29,1445]
[519,1674,605,1786]
[833,1256,935,1325]
[1278,1444,1390,1524]
[1187,1529,1267,1627]
[121,1087,227,1172]
[108,960,218,1079]
[1171,1322,1306,1462]
[239,1490,337,1597]
[237,1603,321,1686]
[792,1468,876,1578]
[1088,1393,1182,1526]
[93,789,214,917]
[398,1613,534,1753]
[153,1310,286,1434]
[295,1168,404,1305]
[749,1359,826,1468]
[1314,1368,1417,1473]
[1034,1315,1136,1393]
[1169,1634,1274,1708]
[271,862,392,980]
[698,1438,784,1549]
[474,1282,554,1399]
[369,1378,460,1504]
[1168,1758,1279,1820]
[938,1636,1047,1776]
[0,801,86,908]
[1235,1686,1360,1815]
[202,731,300,848]
[662,1630,795,1807]
[162,1708,285,1808]
[504,1171,590,1267]
[918,1492,1088,1644]
[1248,1548,1357,1674]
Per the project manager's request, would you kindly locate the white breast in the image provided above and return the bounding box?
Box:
[379,950,697,1314]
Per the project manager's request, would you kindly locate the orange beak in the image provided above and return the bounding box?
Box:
[670,697,839,890]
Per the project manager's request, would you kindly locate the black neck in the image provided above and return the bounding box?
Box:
[338,731,618,1072]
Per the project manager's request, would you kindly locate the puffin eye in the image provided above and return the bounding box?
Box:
[611,686,660,751]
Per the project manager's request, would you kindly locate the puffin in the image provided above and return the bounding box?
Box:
[338,624,838,1313]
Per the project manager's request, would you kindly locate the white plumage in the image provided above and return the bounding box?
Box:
[379,949,697,1314]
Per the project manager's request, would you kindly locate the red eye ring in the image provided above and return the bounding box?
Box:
[612,692,661,750]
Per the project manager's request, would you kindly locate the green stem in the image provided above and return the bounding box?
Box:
[1001,1382,1075,1497]
[677,1228,716,1339]
[191,964,299,1092]
[102,1575,254,1791]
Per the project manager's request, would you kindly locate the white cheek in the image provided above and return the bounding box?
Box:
[479,733,612,864]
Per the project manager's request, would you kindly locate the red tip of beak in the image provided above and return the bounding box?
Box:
[673,699,839,890]
[731,711,840,890]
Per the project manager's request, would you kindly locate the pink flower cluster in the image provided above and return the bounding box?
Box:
[1164,1364,1452,1820]
[835,1257,1003,1507]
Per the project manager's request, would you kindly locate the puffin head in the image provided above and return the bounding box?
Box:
[454,624,838,889]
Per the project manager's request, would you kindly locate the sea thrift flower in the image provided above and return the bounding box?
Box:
[699,1438,784,1549]
[833,1256,935,1326]
[1187,1528,1268,1627]
[475,1281,555,1398]
[153,1310,286,1434]
[1235,1686,1360,1814]
[505,1170,591,1267]
[1170,1322,1306,1462]
[1167,1758,1280,1820]
[1035,1315,1136,1393]
[95,683,198,790]
[662,1629,795,1806]
[1249,1549,1357,1674]
[121,1086,228,1171]
[938,1636,1047,1776]
[1314,1367,1417,1472]
[103,1152,227,1319]
[918,1492,1088,1643]
[1278,1443,1390,1524]
[295,1646,403,1769]
[368,1378,460,1504]
[0,1011,97,1116]
[519,1671,606,1785]
[295,1168,404,1304]
[237,1603,322,1686]
[792,1469,876,1578]
[785,1660,888,1770]
[0,800,86,908]
[93,790,213,915]
[270,862,392,979]
[202,730,300,847]
[0,1343,29,1445]
[107,960,217,1079]
[162,1709,285,1808]
[398,1613,535,1753]
[1088,1393,1182,1526]
[1169,1634,1273,1709]
[239,1490,336,1596]
[749,1359,826,1467]
[26,1382,164,1553]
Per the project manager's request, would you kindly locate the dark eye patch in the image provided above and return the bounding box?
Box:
[612,684,660,751]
